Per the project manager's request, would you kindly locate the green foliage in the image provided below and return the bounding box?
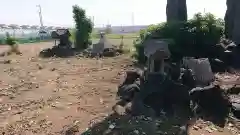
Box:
[5,32,17,46]
[69,29,76,43]
[72,5,93,49]
[133,39,146,64]
[134,12,224,63]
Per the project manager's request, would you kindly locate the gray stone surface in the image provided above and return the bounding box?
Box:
[92,33,114,54]
[143,39,170,59]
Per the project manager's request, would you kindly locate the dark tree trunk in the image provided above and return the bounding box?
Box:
[166,0,187,22]
[225,0,240,45]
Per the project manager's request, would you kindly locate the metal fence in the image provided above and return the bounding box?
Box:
[0,29,52,44]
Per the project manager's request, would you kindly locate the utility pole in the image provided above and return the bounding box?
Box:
[131,12,135,32]
[37,5,44,29]
[92,16,95,27]
[121,24,124,33]
[131,12,135,26]
[37,4,44,40]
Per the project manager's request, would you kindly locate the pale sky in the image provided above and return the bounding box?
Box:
[0,0,226,27]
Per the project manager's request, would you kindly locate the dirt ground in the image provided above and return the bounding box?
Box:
[0,42,239,135]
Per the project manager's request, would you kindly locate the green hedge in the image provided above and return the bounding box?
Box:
[133,12,225,64]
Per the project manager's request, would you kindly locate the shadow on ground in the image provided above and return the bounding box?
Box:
[80,110,192,135]
[78,99,232,135]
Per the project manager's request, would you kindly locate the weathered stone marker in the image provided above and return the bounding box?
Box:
[92,32,114,55]
[143,39,170,74]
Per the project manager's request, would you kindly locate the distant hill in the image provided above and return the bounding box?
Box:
[94,25,148,34]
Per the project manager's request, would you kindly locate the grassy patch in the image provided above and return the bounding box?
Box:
[92,33,139,39]
[107,38,137,54]
[71,31,138,54]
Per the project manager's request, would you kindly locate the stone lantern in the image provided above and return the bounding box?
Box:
[143,39,171,75]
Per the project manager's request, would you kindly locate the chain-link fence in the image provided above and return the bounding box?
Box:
[0,29,52,45]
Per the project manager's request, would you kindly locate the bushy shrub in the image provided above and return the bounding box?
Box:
[134,12,224,63]
[72,5,93,49]
[4,32,21,54]
[133,39,147,64]
[5,32,17,46]
[69,29,76,42]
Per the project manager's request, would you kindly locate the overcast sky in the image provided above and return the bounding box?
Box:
[0,0,226,27]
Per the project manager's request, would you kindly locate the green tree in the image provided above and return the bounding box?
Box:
[5,32,21,54]
[5,32,17,46]
[72,5,93,49]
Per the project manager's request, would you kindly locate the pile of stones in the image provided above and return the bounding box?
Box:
[82,33,123,58]
[115,57,235,127]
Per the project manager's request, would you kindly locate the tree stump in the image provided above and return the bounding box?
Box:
[183,58,214,86]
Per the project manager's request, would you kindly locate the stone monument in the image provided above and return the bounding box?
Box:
[143,39,171,74]
[51,29,72,48]
[92,32,114,54]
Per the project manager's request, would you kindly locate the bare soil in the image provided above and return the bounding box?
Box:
[0,42,239,135]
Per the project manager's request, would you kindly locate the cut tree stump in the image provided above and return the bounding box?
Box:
[183,58,214,86]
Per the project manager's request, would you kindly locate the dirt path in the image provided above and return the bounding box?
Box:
[0,42,239,135]
[0,42,132,134]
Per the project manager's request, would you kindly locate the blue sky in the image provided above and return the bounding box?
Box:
[0,0,226,27]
